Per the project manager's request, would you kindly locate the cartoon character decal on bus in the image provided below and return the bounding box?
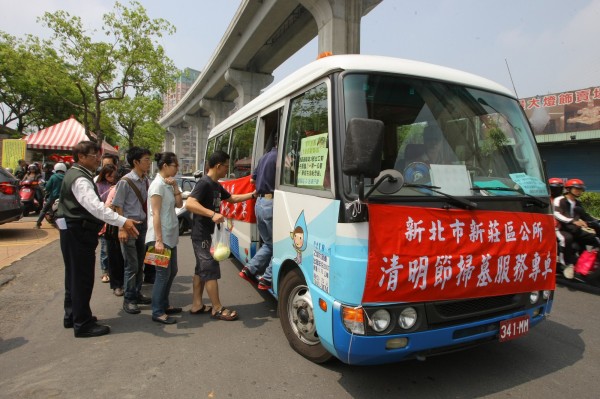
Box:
[291,211,308,264]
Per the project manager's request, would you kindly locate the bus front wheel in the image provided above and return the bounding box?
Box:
[278,268,332,363]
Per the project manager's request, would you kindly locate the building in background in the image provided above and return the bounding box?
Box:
[161,68,200,174]
[521,86,600,191]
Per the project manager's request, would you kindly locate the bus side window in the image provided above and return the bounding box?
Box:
[215,131,231,154]
[207,131,232,176]
[230,119,256,178]
[205,139,217,173]
[282,83,330,190]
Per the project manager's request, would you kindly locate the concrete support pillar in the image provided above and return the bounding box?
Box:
[199,99,235,130]
[225,68,274,111]
[164,130,175,152]
[299,0,381,55]
[166,126,186,159]
[183,114,210,172]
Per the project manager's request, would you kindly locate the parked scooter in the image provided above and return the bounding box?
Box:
[19,179,43,216]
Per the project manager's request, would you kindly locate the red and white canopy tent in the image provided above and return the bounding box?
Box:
[24,117,119,158]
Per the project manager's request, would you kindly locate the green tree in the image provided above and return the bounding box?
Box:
[107,93,165,153]
[39,0,178,143]
[0,32,80,132]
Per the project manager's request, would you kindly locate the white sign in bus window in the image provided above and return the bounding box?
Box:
[430,164,472,196]
[297,133,328,188]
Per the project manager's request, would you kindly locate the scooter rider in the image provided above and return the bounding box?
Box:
[553,178,600,278]
[36,163,67,228]
[548,177,564,199]
[549,178,571,271]
[21,164,45,213]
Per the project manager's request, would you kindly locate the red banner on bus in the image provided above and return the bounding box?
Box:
[219,175,257,223]
[363,204,556,303]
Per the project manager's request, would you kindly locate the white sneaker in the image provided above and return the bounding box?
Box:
[563,265,574,279]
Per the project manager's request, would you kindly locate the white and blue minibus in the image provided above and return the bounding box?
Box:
[206,54,556,365]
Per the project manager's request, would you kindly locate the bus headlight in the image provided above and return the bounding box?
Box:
[398,307,417,329]
[370,309,391,333]
[529,291,540,304]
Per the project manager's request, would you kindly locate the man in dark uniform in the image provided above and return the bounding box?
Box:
[57,141,139,338]
[239,137,277,290]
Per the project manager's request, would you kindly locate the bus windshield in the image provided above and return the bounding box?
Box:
[342,73,548,198]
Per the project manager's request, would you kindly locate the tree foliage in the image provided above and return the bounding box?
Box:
[39,0,178,143]
[106,93,165,153]
[581,192,600,219]
[0,32,80,132]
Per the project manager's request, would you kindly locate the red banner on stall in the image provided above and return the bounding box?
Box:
[363,204,556,303]
[219,175,256,223]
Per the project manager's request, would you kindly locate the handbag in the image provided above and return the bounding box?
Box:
[575,249,598,275]
[210,224,231,261]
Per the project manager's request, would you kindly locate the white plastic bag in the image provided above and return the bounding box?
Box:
[210,224,231,261]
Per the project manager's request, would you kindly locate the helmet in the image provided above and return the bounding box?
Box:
[28,164,38,172]
[54,163,67,173]
[565,178,585,190]
[548,177,563,187]
[548,178,564,198]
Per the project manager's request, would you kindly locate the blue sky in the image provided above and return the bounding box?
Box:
[1,0,599,98]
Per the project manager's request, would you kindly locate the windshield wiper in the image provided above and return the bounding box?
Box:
[405,183,477,209]
[470,186,549,208]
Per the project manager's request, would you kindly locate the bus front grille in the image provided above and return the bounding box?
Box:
[426,294,525,328]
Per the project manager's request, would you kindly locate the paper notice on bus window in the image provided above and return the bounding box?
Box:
[509,173,548,196]
[430,164,472,196]
[297,133,328,188]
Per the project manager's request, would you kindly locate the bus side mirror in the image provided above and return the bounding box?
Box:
[342,118,384,178]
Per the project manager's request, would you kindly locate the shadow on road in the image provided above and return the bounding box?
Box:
[327,319,583,398]
[556,276,600,296]
[0,337,28,355]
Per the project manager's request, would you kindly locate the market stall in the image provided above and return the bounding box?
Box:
[24,117,118,159]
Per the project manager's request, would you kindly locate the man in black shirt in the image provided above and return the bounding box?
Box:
[186,151,255,320]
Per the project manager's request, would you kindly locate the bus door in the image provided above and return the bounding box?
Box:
[272,82,340,352]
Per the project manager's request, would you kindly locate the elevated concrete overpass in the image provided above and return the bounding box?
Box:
[159,0,381,168]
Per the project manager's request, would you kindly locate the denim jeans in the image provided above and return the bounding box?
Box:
[36,197,55,225]
[121,224,147,302]
[151,245,178,318]
[99,237,108,273]
[246,197,273,276]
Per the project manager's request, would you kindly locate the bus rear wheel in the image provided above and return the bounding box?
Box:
[278,268,332,363]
